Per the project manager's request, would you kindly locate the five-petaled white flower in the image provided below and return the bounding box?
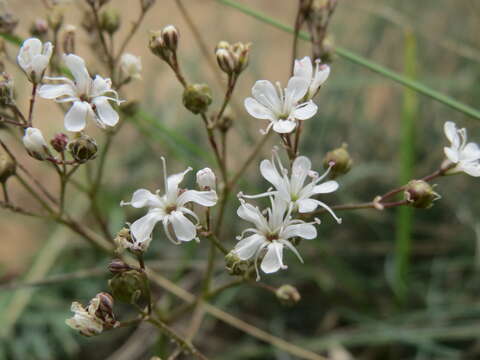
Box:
[38,54,123,132]
[17,38,53,84]
[120,53,142,80]
[233,196,318,279]
[444,121,480,177]
[244,76,318,134]
[121,158,217,246]
[293,56,330,100]
[241,152,341,223]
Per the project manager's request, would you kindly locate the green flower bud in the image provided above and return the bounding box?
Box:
[404,180,440,209]
[182,83,212,114]
[0,151,15,183]
[68,135,98,163]
[323,143,352,178]
[275,285,301,306]
[100,9,120,35]
[109,270,147,304]
[225,251,249,276]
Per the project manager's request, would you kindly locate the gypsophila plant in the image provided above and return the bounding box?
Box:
[0,0,479,359]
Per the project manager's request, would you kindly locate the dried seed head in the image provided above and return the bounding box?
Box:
[182,83,212,114]
[323,143,352,178]
[108,270,147,304]
[68,134,98,163]
[108,258,132,274]
[404,180,440,209]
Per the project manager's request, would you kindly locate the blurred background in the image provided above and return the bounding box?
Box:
[1,0,480,359]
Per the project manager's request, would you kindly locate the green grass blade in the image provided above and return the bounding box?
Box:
[216,0,480,121]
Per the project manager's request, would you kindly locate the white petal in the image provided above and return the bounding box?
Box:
[244,97,275,120]
[297,198,319,213]
[261,242,285,274]
[92,96,119,127]
[444,146,459,163]
[63,54,91,94]
[285,76,309,104]
[90,75,112,97]
[462,142,480,161]
[166,168,191,198]
[293,57,313,82]
[237,201,268,231]
[17,38,42,69]
[177,189,217,207]
[444,121,459,146]
[273,119,296,134]
[293,100,317,120]
[64,101,90,132]
[234,234,264,260]
[251,80,282,111]
[260,159,282,187]
[30,55,49,79]
[313,180,339,194]
[310,63,330,94]
[282,223,317,240]
[460,162,480,177]
[128,189,162,208]
[170,211,197,242]
[38,83,76,99]
[130,210,163,243]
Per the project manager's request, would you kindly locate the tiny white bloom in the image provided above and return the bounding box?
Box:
[17,37,53,83]
[444,121,480,177]
[244,76,317,134]
[293,56,330,99]
[120,53,142,80]
[66,298,103,337]
[233,196,318,279]
[196,167,216,190]
[38,54,123,132]
[22,127,49,160]
[121,158,217,246]
[241,151,341,223]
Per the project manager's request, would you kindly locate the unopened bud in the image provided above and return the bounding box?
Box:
[47,7,64,32]
[149,31,169,60]
[196,167,216,190]
[231,42,250,73]
[50,133,69,152]
[216,48,236,75]
[109,270,147,304]
[404,180,440,209]
[68,134,98,163]
[276,285,301,306]
[323,143,352,178]
[30,19,49,40]
[182,83,212,114]
[100,9,120,35]
[62,25,76,54]
[108,258,132,274]
[0,151,15,183]
[161,25,179,52]
[215,41,250,75]
[225,251,249,276]
[0,13,18,34]
[23,127,50,160]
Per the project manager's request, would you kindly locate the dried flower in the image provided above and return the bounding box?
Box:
[404,180,440,209]
[183,83,212,114]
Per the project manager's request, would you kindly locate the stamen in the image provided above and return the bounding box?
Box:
[161,156,168,194]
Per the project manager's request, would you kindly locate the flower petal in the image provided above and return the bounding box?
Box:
[177,189,217,207]
[64,101,90,132]
[260,159,282,188]
[285,76,309,104]
[92,96,119,127]
[38,83,76,100]
[261,241,286,274]
[127,189,162,208]
[63,54,91,94]
[313,180,339,194]
[462,142,480,161]
[293,100,317,120]
[444,121,460,148]
[234,234,264,260]
[297,198,319,213]
[272,119,296,134]
[251,80,282,112]
[282,223,317,240]
[293,57,313,82]
[130,210,163,244]
[170,211,197,242]
[244,97,275,120]
[444,146,459,163]
[460,162,480,177]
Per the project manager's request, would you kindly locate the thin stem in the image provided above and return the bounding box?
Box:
[0,200,41,217]
[114,9,147,65]
[27,83,37,127]
[89,2,115,73]
[2,182,9,203]
[291,3,303,75]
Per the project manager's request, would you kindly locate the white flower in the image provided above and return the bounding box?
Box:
[241,152,341,223]
[244,77,318,134]
[38,54,123,132]
[233,196,318,279]
[196,167,216,190]
[66,298,103,337]
[120,53,142,80]
[444,121,480,177]
[17,38,53,83]
[293,56,330,99]
[121,158,217,246]
[22,127,49,160]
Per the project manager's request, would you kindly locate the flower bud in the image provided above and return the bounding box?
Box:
[30,19,49,40]
[108,258,132,274]
[50,133,69,152]
[17,38,53,84]
[120,53,142,80]
[323,143,352,178]
[161,25,179,52]
[225,251,249,276]
[68,134,98,163]
[149,31,169,61]
[404,180,440,209]
[216,48,236,75]
[109,270,147,304]
[231,42,250,73]
[275,285,301,306]
[23,127,50,160]
[182,83,212,114]
[196,167,216,190]
[100,9,120,35]
[0,151,15,183]
[62,25,76,54]
[47,7,64,32]
[0,13,18,34]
